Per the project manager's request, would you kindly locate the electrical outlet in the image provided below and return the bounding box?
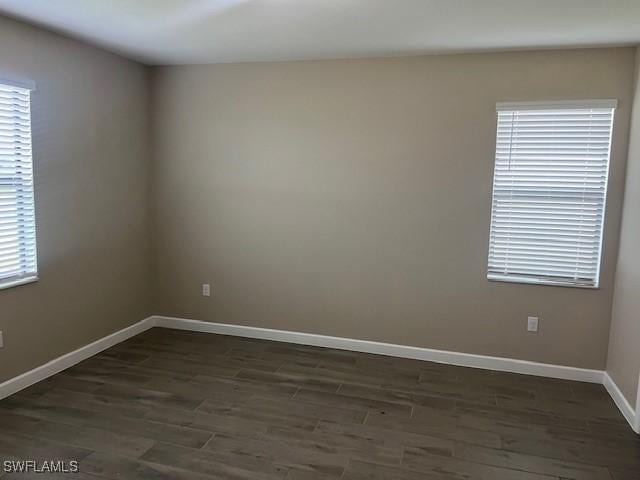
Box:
[202,283,211,297]
[527,316,539,333]
[0,330,3,348]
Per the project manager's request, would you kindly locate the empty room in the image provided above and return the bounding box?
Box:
[1,0,640,478]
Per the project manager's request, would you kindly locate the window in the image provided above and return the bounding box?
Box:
[487,100,616,288]
[0,80,37,289]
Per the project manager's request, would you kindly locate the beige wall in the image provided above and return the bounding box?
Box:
[151,48,635,370]
[607,46,640,407]
[0,17,151,382]
[0,21,634,385]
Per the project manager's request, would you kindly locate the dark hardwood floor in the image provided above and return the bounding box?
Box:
[1,327,638,479]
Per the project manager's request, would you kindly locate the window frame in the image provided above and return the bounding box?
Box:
[0,77,38,291]
[486,99,617,289]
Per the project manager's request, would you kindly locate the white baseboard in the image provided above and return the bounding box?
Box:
[603,373,639,434]
[0,316,155,401]
[152,315,604,384]
[3,314,636,435]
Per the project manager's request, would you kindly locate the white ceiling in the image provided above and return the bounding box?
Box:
[0,0,639,65]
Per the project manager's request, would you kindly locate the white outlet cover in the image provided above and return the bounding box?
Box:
[527,316,539,332]
[202,284,210,297]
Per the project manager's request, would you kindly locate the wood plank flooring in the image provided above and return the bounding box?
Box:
[0,327,638,479]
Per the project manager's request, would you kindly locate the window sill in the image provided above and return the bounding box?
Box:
[487,274,598,290]
[0,275,39,291]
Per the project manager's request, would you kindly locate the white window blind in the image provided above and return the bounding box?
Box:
[487,100,616,288]
[0,81,37,288]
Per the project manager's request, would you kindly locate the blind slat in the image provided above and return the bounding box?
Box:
[487,103,614,288]
[0,82,37,287]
